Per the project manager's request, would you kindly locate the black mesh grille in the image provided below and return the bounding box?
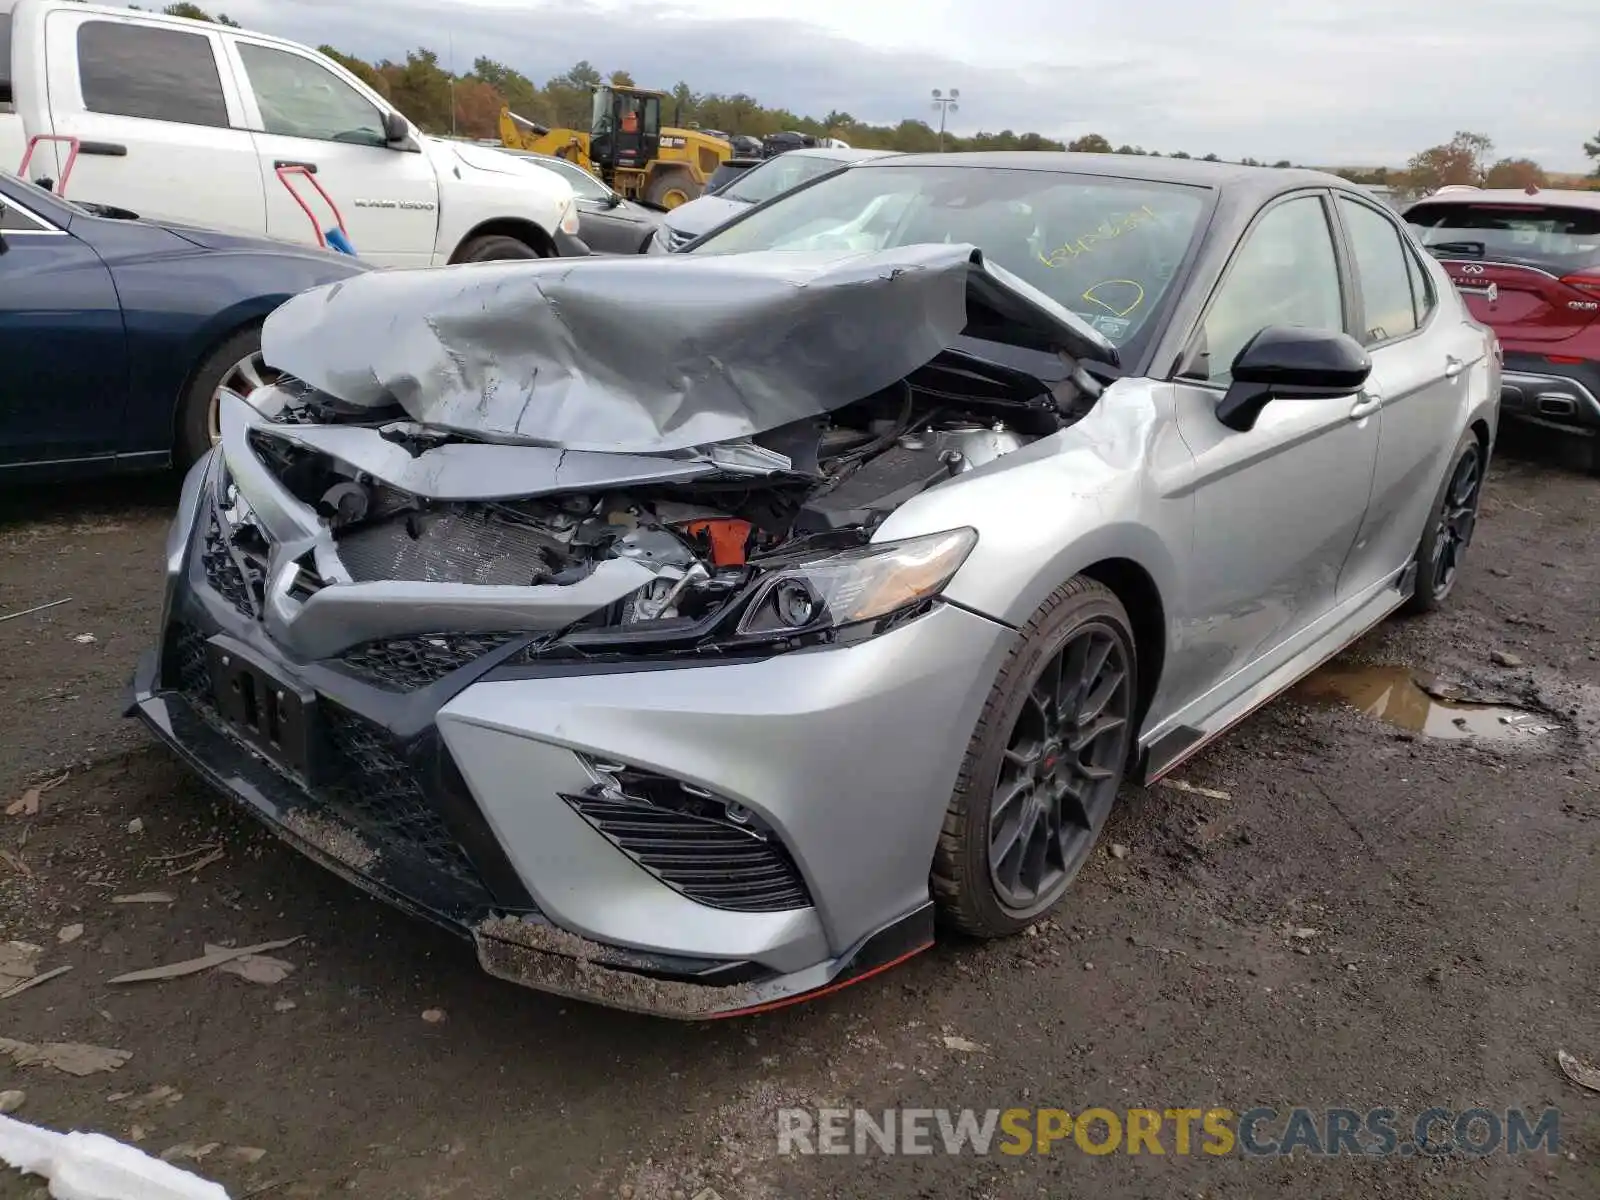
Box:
[162,621,486,896]
[339,633,521,691]
[201,514,255,618]
[171,621,212,701]
[565,791,812,913]
[320,704,483,886]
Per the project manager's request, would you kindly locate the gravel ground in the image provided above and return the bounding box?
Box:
[0,430,1595,1199]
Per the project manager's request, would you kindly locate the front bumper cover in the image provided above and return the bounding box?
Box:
[129,457,1014,1016]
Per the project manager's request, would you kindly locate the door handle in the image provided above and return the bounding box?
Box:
[1444,355,1464,380]
[273,160,317,173]
[1349,390,1383,420]
[78,141,127,157]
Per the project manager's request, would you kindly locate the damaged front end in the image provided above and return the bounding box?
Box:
[129,245,1115,1016]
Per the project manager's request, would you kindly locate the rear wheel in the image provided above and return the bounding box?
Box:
[932,578,1137,937]
[176,326,280,468]
[645,167,699,210]
[455,234,543,263]
[1404,429,1485,614]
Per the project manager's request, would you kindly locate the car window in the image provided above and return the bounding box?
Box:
[536,157,610,201]
[1339,197,1421,345]
[237,43,385,147]
[691,163,1209,361]
[1404,241,1437,328]
[78,21,229,129]
[0,12,12,109]
[1197,195,1344,385]
[0,195,49,231]
[1405,201,1600,274]
[723,155,847,205]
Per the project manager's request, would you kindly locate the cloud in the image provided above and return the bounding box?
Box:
[221,0,1595,171]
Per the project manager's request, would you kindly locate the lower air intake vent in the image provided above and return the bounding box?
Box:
[562,766,811,913]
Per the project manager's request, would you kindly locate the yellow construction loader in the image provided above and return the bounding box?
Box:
[499,84,732,209]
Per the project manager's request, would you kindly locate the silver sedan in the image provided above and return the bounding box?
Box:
[132,153,1499,1017]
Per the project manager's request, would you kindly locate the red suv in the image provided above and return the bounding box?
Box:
[1405,189,1600,472]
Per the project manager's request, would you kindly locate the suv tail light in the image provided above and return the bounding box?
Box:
[1559,270,1600,299]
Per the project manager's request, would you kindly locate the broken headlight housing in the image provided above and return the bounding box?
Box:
[734,528,977,638]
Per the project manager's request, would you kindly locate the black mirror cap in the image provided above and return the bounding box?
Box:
[1216,326,1371,432]
[1232,325,1371,392]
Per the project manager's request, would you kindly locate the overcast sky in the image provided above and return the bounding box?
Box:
[222,0,1596,171]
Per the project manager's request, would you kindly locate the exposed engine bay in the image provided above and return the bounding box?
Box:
[212,243,1119,658]
[235,346,1096,649]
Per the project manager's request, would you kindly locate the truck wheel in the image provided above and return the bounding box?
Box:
[455,234,543,263]
[931,578,1137,937]
[176,326,278,469]
[646,169,700,210]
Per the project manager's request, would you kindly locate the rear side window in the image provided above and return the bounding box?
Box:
[1339,197,1420,344]
[1,13,13,109]
[77,21,229,129]
[1406,202,1600,275]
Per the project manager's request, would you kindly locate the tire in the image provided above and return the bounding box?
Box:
[176,325,274,469]
[1403,428,1485,615]
[455,234,542,263]
[931,577,1138,938]
[645,168,700,210]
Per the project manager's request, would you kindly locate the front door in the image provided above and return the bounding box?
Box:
[1167,191,1380,705]
[0,198,127,469]
[225,38,438,269]
[39,9,264,235]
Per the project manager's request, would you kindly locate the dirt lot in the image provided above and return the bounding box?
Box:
[1,430,1596,1199]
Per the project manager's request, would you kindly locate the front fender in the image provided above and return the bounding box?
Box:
[873,379,1193,633]
[108,249,365,456]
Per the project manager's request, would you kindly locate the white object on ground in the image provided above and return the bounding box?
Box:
[0,1113,230,1199]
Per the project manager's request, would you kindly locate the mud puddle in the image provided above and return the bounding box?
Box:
[1293,663,1555,740]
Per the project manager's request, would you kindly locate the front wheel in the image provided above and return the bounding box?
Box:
[455,234,542,263]
[931,578,1137,937]
[1403,429,1485,614]
[176,326,280,468]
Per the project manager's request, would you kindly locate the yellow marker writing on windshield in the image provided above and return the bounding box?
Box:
[1081,280,1146,318]
[1038,205,1159,268]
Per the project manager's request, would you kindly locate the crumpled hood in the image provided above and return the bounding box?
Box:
[259,243,1118,455]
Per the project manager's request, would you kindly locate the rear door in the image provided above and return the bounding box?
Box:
[1405,199,1600,342]
[1334,194,1473,596]
[222,35,438,267]
[0,192,128,469]
[37,8,265,233]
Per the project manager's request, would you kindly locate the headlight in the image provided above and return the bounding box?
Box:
[559,197,581,237]
[735,528,977,637]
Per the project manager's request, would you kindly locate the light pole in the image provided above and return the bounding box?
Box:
[931,88,959,152]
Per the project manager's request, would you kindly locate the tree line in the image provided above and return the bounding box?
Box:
[155,5,1600,190]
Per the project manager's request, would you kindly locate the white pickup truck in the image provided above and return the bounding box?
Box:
[0,0,581,267]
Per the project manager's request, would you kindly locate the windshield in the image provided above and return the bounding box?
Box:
[707,161,756,194]
[723,154,851,205]
[692,163,1210,354]
[1406,202,1600,274]
[533,156,610,201]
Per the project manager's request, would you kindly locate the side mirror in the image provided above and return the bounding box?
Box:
[382,110,411,145]
[604,192,622,209]
[1215,325,1371,433]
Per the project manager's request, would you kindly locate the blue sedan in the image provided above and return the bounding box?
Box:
[0,171,367,481]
